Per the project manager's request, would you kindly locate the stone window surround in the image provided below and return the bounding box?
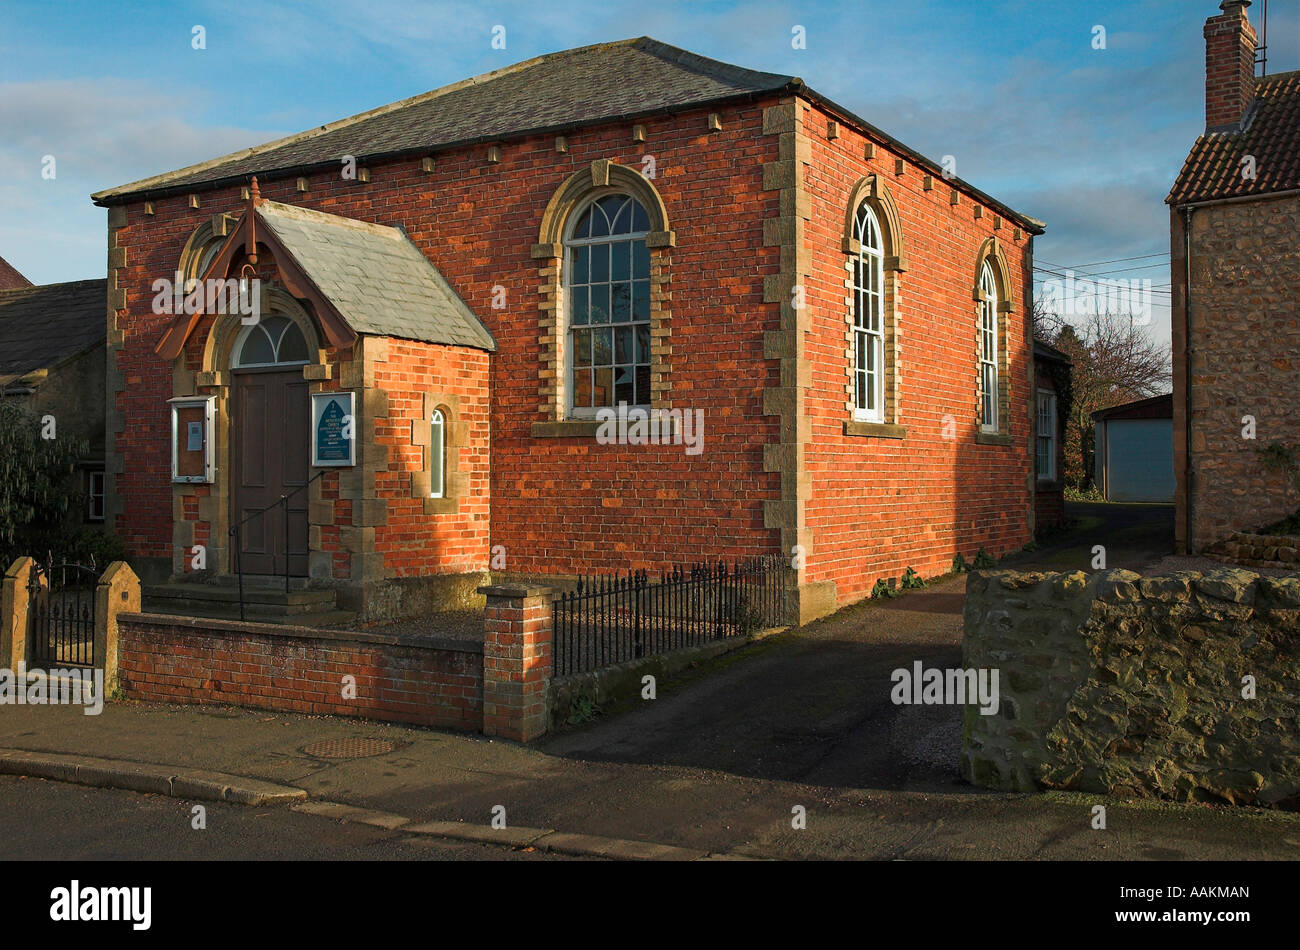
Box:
[840,174,908,441]
[409,392,466,515]
[973,236,1015,447]
[179,213,238,280]
[530,160,675,439]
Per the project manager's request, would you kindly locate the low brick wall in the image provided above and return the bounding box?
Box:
[1206,531,1300,570]
[962,568,1300,808]
[117,613,483,731]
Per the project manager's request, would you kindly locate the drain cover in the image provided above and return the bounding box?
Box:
[302,737,397,759]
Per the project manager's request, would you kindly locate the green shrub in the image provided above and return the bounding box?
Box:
[900,567,927,590]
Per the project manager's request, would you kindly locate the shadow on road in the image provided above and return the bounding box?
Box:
[542,503,1177,795]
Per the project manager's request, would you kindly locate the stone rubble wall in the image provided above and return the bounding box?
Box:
[962,567,1300,808]
[1206,532,1300,570]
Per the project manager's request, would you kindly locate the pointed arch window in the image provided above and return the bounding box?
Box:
[978,262,999,433]
[430,409,446,499]
[565,193,652,413]
[852,203,886,422]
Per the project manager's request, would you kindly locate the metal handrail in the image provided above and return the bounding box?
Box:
[229,470,324,620]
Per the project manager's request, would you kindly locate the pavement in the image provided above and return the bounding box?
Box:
[4,501,1298,860]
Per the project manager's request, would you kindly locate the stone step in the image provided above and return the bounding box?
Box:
[143,583,337,611]
[140,598,356,629]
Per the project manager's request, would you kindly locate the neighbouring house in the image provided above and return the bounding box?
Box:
[1092,394,1175,504]
[91,37,1044,625]
[0,278,109,524]
[0,255,32,290]
[1169,0,1300,553]
[1033,340,1071,530]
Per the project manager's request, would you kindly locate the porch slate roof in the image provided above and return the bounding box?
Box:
[256,201,496,352]
[0,278,106,388]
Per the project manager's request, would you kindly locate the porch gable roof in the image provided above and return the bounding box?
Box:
[155,191,496,359]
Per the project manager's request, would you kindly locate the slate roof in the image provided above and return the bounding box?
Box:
[0,255,31,290]
[256,201,496,351]
[91,37,1043,233]
[1168,69,1300,204]
[1034,339,1072,365]
[94,38,794,201]
[0,279,106,388]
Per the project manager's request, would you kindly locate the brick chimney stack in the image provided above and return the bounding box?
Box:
[1204,0,1258,130]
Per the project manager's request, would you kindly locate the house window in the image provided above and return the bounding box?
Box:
[430,409,445,499]
[565,194,651,414]
[1036,390,1057,482]
[852,202,886,422]
[978,262,999,432]
[87,470,105,522]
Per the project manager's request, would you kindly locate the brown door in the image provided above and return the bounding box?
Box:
[232,368,310,576]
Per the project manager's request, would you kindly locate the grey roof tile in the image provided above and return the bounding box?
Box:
[257,201,496,352]
[0,279,106,387]
[94,38,795,201]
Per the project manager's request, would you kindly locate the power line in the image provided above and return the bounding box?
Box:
[1036,252,1170,271]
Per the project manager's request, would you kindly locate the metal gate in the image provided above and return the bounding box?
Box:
[28,561,99,668]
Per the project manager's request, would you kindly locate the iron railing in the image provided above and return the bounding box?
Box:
[28,557,100,668]
[229,470,323,620]
[552,554,790,676]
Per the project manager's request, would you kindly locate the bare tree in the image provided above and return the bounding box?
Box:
[1034,298,1171,490]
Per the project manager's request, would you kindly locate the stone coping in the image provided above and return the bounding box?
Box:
[117,612,484,654]
[974,566,1300,610]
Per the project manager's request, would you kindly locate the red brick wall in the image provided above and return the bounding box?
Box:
[111,94,1037,601]
[801,100,1034,604]
[110,101,785,577]
[373,339,491,574]
[117,614,482,730]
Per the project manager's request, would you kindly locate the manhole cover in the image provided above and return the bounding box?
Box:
[302,737,397,759]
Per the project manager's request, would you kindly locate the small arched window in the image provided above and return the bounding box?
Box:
[852,202,885,422]
[430,409,445,499]
[978,262,999,432]
[232,316,310,368]
[566,194,652,412]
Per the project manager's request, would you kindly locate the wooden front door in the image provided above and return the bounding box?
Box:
[232,368,310,576]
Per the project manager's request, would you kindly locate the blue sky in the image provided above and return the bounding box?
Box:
[2,0,1297,346]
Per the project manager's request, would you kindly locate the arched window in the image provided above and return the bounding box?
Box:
[565,193,652,412]
[978,262,999,432]
[179,216,235,281]
[232,316,310,368]
[852,202,885,422]
[430,409,445,499]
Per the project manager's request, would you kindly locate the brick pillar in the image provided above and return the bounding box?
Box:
[95,561,141,692]
[479,584,552,742]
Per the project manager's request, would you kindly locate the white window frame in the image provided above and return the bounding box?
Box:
[169,395,216,483]
[563,194,652,419]
[852,203,886,423]
[1036,389,1057,482]
[978,262,999,433]
[87,470,106,522]
[430,409,445,499]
